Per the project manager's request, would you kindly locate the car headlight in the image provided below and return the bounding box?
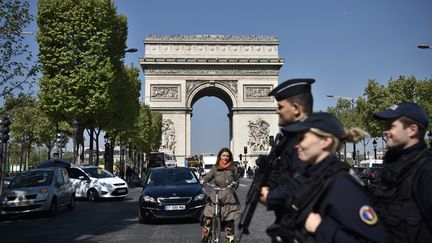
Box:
[142,195,157,203]
[36,188,49,200]
[100,182,113,188]
[193,193,205,201]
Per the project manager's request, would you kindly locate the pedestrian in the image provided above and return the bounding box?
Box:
[200,147,240,243]
[259,78,315,224]
[126,166,133,182]
[247,166,253,178]
[267,112,391,243]
[370,102,432,242]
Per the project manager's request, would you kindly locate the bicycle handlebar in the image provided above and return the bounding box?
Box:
[203,181,237,192]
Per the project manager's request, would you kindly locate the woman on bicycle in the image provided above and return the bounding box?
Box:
[200,147,240,243]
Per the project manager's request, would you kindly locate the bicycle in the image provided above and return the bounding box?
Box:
[203,181,237,243]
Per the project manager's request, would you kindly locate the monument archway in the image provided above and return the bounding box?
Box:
[140,35,284,166]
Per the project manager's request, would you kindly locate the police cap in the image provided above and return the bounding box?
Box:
[373,102,429,128]
[268,78,315,101]
[282,112,345,139]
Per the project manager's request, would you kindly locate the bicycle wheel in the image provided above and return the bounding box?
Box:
[211,216,222,243]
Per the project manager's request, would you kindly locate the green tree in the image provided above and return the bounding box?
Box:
[37,0,128,163]
[0,0,37,98]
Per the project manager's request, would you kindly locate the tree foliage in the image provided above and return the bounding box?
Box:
[0,0,37,98]
[328,76,432,140]
[37,0,127,126]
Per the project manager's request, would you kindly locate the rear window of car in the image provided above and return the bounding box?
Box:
[9,171,54,188]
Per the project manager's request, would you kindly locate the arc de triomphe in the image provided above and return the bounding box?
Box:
[140,35,284,166]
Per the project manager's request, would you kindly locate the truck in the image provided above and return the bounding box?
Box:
[201,153,217,175]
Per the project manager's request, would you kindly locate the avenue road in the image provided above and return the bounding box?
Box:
[0,178,274,243]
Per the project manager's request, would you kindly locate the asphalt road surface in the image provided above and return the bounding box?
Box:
[0,178,275,243]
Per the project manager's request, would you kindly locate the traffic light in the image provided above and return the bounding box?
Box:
[0,117,11,143]
[244,146,248,155]
[239,154,242,161]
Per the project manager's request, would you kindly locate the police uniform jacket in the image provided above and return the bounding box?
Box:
[203,163,241,221]
[292,156,391,243]
[372,141,432,243]
[267,128,306,223]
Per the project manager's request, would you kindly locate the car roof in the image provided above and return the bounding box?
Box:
[149,167,191,172]
[26,167,62,173]
[37,159,72,168]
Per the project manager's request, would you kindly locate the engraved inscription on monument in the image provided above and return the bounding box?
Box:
[244,85,273,102]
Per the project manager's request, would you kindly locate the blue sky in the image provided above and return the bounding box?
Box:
[24,0,432,155]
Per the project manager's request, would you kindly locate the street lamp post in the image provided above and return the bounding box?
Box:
[417,44,431,49]
[243,146,248,178]
[373,139,378,159]
[125,48,138,53]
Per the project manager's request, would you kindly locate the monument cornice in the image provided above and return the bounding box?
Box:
[140,57,284,65]
[232,107,276,113]
[145,35,279,44]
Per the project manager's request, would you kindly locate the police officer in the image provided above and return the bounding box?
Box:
[371,102,432,243]
[267,112,391,243]
[259,78,314,223]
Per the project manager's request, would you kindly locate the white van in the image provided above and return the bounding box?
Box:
[359,159,383,168]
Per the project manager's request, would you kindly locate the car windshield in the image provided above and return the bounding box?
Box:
[147,170,198,186]
[83,167,114,178]
[8,171,54,188]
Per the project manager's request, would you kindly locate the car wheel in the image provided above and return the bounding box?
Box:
[67,195,75,210]
[87,189,99,202]
[48,197,58,217]
[138,207,149,224]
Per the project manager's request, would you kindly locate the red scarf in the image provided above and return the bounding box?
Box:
[218,160,232,170]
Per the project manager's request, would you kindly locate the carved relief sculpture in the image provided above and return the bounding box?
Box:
[161,119,176,151]
[151,85,180,101]
[247,118,270,152]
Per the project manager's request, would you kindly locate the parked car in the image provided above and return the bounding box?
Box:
[67,165,128,201]
[138,167,206,223]
[0,168,75,216]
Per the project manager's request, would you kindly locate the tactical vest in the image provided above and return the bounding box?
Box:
[373,149,432,243]
[266,161,353,243]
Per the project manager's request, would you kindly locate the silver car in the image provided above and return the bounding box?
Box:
[1,168,75,216]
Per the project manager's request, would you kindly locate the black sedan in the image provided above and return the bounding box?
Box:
[138,167,206,223]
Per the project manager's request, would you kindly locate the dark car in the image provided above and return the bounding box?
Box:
[138,167,206,223]
[360,167,383,185]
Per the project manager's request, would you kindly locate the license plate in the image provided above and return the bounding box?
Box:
[117,189,126,193]
[13,201,28,207]
[164,205,185,210]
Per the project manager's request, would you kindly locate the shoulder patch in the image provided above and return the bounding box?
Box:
[359,205,378,225]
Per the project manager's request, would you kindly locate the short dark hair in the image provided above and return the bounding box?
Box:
[399,116,427,139]
[286,92,313,114]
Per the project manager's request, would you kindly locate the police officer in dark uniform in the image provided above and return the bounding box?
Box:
[371,102,432,243]
[259,78,315,224]
[267,112,392,243]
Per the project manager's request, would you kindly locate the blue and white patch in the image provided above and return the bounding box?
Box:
[359,205,378,225]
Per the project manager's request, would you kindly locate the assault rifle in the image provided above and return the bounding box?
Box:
[237,133,288,241]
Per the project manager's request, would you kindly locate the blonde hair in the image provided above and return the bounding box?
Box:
[309,127,369,154]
